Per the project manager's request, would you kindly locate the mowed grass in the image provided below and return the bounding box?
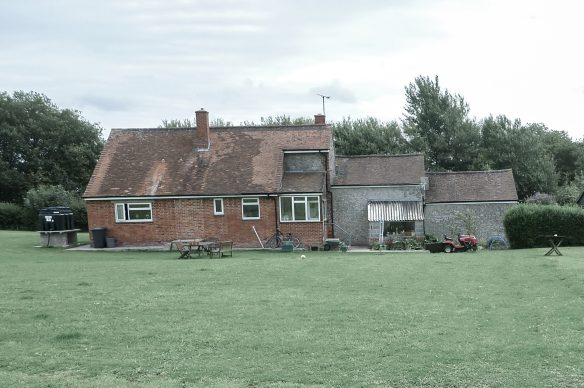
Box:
[1,232,584,387]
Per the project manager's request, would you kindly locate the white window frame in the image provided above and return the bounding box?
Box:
[213,198,224,216]
[241,197,260,220]
[114,202,153,223]
[279,195,321,222]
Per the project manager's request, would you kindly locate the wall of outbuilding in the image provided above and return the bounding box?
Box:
[423,202,517,245]
[331,185,423,245]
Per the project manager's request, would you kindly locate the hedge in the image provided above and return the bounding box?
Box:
[0,203,30,230]
[504,204,584,248]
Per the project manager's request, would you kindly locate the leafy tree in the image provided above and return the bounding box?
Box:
[402,75,483,171]
[0,91,103,203]
[159,118,194,128]
[555,173,584,205]
[24,185,74,212]
[159,117,234,127]
[481,116,558,199]
[333,117,411,155]
[542,130,584,185]
[241,115,313,126]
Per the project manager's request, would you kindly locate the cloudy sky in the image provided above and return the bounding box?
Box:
[2,0,583,139]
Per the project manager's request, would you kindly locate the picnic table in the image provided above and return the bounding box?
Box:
[169,239,201,251]
[542,234,565,256]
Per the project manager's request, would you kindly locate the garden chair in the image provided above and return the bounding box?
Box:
[175,241,192,259]
[209,241,233,258]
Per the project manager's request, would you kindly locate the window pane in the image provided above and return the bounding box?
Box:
[242,198,259,219]
[116,204,125,221]
[281,197,292,221]
[294,201,306,221]
[308,197,320,220]
[214,199,223,214]
[243,205,259,218]
[128,209,152,220]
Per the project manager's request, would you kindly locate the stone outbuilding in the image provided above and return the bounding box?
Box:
[331,154,426,246]
[423,169,519,243]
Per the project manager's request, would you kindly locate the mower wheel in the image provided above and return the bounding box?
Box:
[443,244,454,253]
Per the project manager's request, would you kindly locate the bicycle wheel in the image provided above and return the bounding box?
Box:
[291,237,301,248]
[265,236,277,248]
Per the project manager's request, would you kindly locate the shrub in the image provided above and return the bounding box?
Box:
[69,197,88,231]
[0,202,28,230]
[23,185,87,230]
[24,185,74,212]
[504,204,584,248]
[524,192,556,205]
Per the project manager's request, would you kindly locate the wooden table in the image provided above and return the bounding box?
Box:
[169,239,201,251]
[192,241,215,256]
[543,235,565,256]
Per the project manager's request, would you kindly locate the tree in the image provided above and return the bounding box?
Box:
[241,115,313,126]
[333,117,411,155]
[403,75,483,171]
[480,115,558,199]
[542,130,584,185]
[0,91,104,203]
[159,117,234,127]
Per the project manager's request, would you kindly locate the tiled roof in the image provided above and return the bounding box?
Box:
[332,154,425,186]
[425,169,518,203]
[280,172,326,193]
[84,125,332,198]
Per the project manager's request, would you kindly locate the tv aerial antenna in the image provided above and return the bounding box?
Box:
[317,94,331,115]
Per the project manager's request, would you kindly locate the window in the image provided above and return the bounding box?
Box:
[241,198,260,219]
[115,203,153,222]
[213,198,224,215]
[280,196,320,222]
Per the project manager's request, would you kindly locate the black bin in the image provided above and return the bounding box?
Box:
[39,207,74,231]
[91,227,106,248]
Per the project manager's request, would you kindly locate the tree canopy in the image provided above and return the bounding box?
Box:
[0,91,104,203]
[403,75,483,171]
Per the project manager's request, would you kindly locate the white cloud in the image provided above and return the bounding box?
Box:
[1,0,584,139]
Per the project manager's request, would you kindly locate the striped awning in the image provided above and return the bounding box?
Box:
[367,201,424,221]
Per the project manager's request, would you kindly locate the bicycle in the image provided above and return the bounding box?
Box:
[265,229,301,249]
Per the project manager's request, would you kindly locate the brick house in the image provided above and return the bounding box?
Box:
[84,110,333,247]
[423,170,519,242]
[84,109,519,248]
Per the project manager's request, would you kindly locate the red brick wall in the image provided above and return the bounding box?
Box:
[278,222,324,248]
[86,197,300,247]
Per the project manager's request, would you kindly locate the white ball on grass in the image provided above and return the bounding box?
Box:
[300,254,306,259]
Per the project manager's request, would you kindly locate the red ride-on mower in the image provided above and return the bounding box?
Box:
[442,234,479,253]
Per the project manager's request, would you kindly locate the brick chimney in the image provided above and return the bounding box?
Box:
[314,114,326,125]
[195,108,210,149]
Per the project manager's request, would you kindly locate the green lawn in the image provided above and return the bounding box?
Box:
[1,231,584,387]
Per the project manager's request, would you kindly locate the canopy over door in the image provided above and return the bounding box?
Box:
[367,201,424,222]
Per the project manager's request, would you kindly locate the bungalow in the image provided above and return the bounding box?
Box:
[84,108,519,248]
[84,110,333,247]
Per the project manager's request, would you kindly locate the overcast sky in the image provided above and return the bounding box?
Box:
[2,0,583,140]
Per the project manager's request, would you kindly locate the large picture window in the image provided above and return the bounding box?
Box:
[280,196,320,222]
[241,198,260,219]
[115,203,153,222]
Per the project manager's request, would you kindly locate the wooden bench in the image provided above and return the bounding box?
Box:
[209,241,233,258]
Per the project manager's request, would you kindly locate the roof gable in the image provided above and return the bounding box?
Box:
[425,169,519,203]
[333,154,425,186]
[84,125,332,198]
